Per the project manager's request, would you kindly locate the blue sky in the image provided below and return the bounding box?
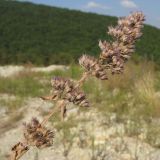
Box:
[18,0,160,28]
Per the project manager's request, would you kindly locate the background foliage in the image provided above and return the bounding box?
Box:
[0,0,160,65]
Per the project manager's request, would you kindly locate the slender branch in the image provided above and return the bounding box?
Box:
[11,148,29,160]
[75,71,89,88]
[40,95,57,101]
[41,100,66,126]
[10,141,29,160]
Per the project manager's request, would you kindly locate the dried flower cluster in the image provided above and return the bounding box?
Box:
[80,12,145,76]
[99,12,145,74]
[10,142,28,160]
[23,118,54,148]
[51,77,89,107]
[79,55,108,80]
[9,12,145,160]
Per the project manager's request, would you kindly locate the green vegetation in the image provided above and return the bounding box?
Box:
[0,96,24,111]
[0,61,160,147]
[0,65,82,97]
[0,2,159,149]
[0,61,159,118]
[0,0,159,65]
[0,73,47,97]
[0,66,159,120]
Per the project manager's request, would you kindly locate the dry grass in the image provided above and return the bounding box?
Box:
[0,111,24,134]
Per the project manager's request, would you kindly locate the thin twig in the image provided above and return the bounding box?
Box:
[41,100,66,126]
[75,72,89,88]
[10,141,29,160]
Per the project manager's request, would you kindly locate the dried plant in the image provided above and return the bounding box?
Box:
[79,55,108,80]
[23,118,54,148]
[10,142,29,160]
[9,12,145,160]
[50,77,89,107]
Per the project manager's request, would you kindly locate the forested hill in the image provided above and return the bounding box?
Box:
[0,0,160,65]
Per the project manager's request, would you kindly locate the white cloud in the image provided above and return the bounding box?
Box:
[85,1,110,10]
[121,0,138,9]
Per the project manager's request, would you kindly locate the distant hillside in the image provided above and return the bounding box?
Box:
[0,0,160,65]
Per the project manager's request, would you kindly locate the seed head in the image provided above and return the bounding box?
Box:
[79,55,108,80]
[51,77,89,107]
[65,91,89,107]
[23,118,54,148]
[99,12,145,74]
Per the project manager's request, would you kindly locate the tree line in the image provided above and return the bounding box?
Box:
[0,0,159,65]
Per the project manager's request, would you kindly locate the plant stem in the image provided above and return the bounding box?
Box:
[10,100,66,160]
[41,100,65,126]
[76,72,89,88]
